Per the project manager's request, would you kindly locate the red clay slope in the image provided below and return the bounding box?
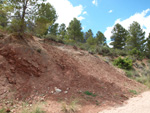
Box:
[0,33,146,112]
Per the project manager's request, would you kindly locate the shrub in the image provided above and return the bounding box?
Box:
[135,75,150,88]
[113,57,133,70]
[128,56,137,62]
[114,49,127,56]
[36,34,43,38]
[129,48,144,61]
[44,34,64,44]
[44,34,57,41]
[64,39,76,46]
[77,43,90,51]
[97,47,111,56]
[125,71,132,78]
[129,48,141,56]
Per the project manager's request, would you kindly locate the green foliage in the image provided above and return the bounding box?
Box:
[129,90,137,95]
[77,43,90,51]
[0,0,8,28]
[86,36,96,45]
[48,23,59,36]
[114,49,128,56]
[84,29,93,42]
[63,39,76,46]
[129,48,144,60]
[128,56,137,62]
[96,47,126,57]
[6,1,57,34]
[145,33,150,58]
[0,10,8,28]
[58,23,66,39]
[35,2,57,35]
[97,46,111,56]
[136,76,150,88]
[0,108,6,113]
[7,18,22,32]
[7,0,45,32]
[44,34,64,44]
[125,70,140,78]
[88,48,97,55]
[110,23,128,49]
[67,18,84,42]
[22,107,45,113]
[84,91,97,97]
[129,48,141,56]
[126,21,146,52]
[31,107,45,113]
[95,31,106,46]
[125,71,132,78]
[113,57,132,70]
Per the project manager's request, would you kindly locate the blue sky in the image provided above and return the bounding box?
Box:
[47,0,150,42]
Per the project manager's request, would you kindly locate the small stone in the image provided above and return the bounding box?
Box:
[64,91,68,94]
[54,87,62,93]
[40,98,44,101]
[51,91,54,94]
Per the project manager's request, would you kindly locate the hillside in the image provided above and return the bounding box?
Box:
[0,32,147,113]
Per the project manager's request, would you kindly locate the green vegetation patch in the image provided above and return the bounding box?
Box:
[0,108,7,113]
[113,57,132,70]
[129,90,137,95]
[84,91,97,97]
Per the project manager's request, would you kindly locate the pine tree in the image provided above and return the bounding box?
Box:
[49,23,59,36]
[67,18,83,42]
[86,36,96,45]
[110,23,128,49]
[145,33,150,58]
[127,21,146,52]
[58,23,66,39]
[35,2,57,35]
[85,29,93,41]
[7,0,56,33]
[95,31,106,46]
[0,0,8,28]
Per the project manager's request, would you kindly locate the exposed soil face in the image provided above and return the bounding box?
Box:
[0,33,147,112]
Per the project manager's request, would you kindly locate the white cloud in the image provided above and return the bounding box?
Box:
[82,26,85,30]
[108,10,113,13]
[92,0,98,6]
[104,8,150,45]
[83,11,87,15]
[47,0,85,27]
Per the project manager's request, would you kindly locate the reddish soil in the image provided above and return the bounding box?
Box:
[0,32,147,112]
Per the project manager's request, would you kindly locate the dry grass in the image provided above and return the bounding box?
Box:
[61,99,80,113]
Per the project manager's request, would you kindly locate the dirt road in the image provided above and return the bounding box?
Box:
[99,91,150,113]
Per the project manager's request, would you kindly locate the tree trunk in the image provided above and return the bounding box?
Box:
[20,0,29,33]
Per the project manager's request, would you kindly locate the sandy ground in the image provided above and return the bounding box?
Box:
[99,91,150,113]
